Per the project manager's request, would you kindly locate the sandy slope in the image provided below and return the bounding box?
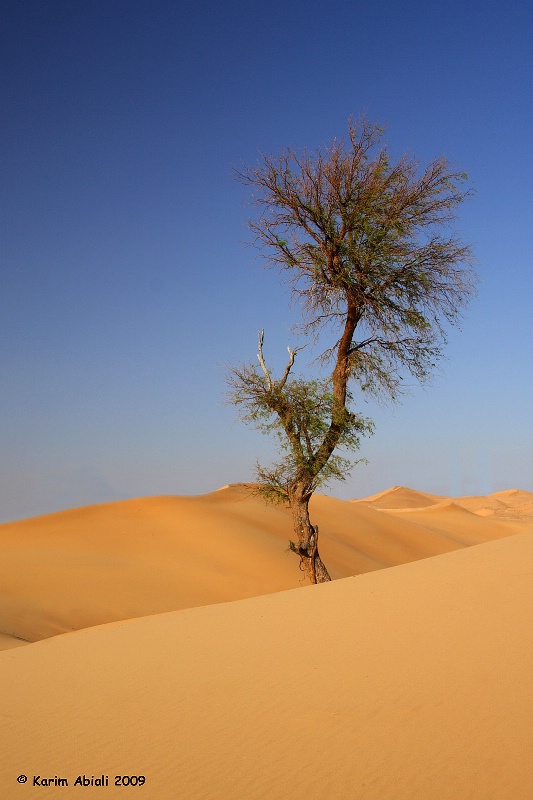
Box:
[352,484,446,508]
[0,532,531,800]
[1,485,531,647]
[454,488,533,520]
[358,484,533,521]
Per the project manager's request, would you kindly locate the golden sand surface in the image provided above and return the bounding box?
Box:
[0,485,531,647]
[0,531,531,799]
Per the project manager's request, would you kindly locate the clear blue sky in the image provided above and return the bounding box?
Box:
[1,0,532,521]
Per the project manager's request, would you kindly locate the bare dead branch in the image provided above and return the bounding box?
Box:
[278,343,306,389]
[257,329,273,390]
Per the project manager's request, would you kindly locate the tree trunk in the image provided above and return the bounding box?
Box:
[288,487,331,584]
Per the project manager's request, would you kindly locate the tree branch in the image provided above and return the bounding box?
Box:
[278,343,306,389]
[257,329,273,390]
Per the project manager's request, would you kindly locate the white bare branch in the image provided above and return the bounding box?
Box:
[278,343,306,389]
[257,329,273,390]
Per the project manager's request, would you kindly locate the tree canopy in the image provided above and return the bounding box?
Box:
[228,116,476,583]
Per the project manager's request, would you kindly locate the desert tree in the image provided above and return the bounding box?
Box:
[227,116,476,584]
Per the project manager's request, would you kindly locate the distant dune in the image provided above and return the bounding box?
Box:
[0,485,531,648]
[1,532,531,799]
[352,484,446,508]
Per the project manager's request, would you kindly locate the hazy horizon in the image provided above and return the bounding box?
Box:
[1,0,532,522]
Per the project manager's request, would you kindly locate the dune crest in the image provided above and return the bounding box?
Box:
[354,484,446,508]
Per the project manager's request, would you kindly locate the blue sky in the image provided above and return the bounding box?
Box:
[1,0,532,521]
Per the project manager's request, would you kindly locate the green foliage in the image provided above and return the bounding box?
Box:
[236,116,476,402]
[227,362,373,502]
[228,116,475,507]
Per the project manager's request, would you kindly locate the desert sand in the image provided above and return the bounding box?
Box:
[0,486,532,798]
[0,485,531,647]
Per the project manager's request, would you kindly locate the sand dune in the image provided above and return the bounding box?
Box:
[453,488,533,520]
[1,485,531,647]
[1,532,531,799]
[352,484,446,508]
[0,488,301,646]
